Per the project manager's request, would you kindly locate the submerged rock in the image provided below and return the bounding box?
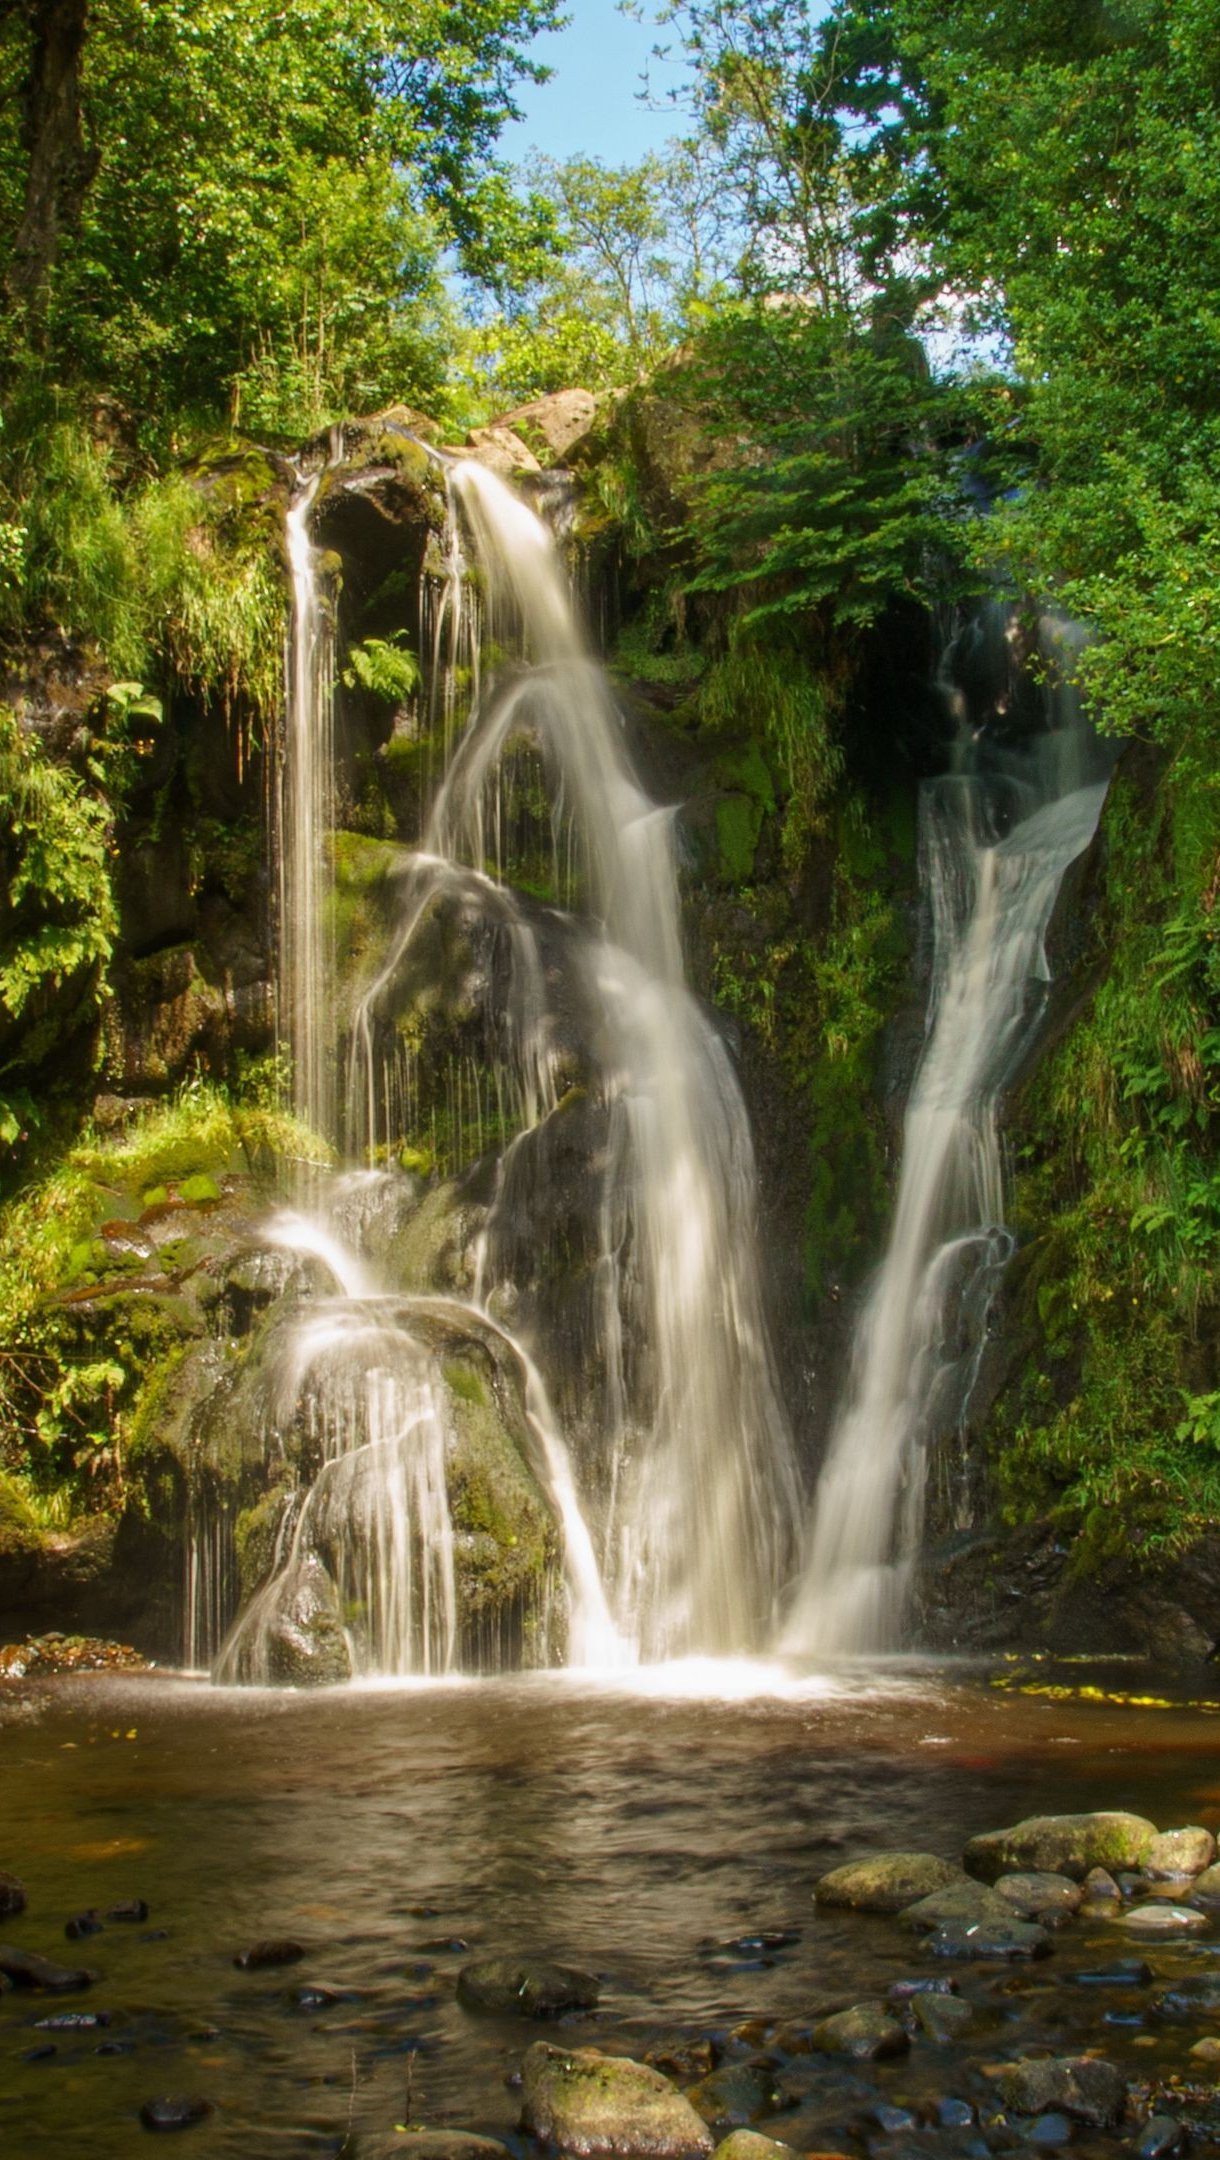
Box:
[234,1938,305,1970]
[0,1945,96,1991]
[0,1872,26,1917]
[139,2095,214,2132]
[809,2005,909,2061]
[907,1993,973,2041]
[457,1957,600,2017]
[520,2042,715,2156]
[1121,1902,1208,1936]
[921,1917,1051,1961]
[685,2060,789,2130]
[993,1872,1083,1922]
[814,1853,964,1913]
[995,2057,1126,2129]
[963,1812,1157,1883]
[900,1882,1013,1931]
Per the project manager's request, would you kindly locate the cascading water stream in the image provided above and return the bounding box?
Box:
[348,458,802,1663]
[280,460,339,1152]
[783,620,1111,1656]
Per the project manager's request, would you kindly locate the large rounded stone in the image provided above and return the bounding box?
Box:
[1146,1828,1216,1880]
[963,1813,1158,1883]
[813,1853,964,1913]
[0,1946,96,1991]
[457,1958,599,2018]
[1190,1864,1220,1904]
[809,2005,909,2061]
[520,2043,714,2157]
[995,2057,1126,2129]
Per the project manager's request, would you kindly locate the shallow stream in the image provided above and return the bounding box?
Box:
[4,1659,1220,2155]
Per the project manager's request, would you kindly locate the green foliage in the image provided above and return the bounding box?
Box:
[0,1078,328,1507]
[677,306,957,657]
[0,706,116,1148]
[994,761,1220,1557]
[0,414,284,721]
[0,0,564,435]
[342,633,422,703]
[701,636,845,869]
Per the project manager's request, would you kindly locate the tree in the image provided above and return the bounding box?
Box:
[0,0,563,432]
[471,144,733,402]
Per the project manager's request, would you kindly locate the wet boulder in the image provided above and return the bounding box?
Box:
[685,2060,789,2131]
[814,1853,965,1914]
[995,2057,1126,2130]
[899,1881,1014,1931]
[992,1872,1083,1923]
[907,1993,973,2041]
[809,2005,908,2061]
[963,1812,1158,1883]
[457,1958,600,2018]
[1189,1862,1220,1903]
[1146,1827,1215,1879]
[521,2042,715,2156]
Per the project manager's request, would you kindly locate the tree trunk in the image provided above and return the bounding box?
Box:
[4,0,98,320]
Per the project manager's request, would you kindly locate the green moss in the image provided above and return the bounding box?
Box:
[714,793,764,885]
[177,1172,221,1206]
[443,1358,489,1409]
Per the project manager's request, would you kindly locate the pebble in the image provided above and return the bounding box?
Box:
[937,2099,975,2129]
[1133,2118,1185,2160]
[65,1910,104,1940]
[872,2105,919,2133]
[1022,2113,1072,2147]
[107,1898,150,1923]
[24,2043,57,2063]
[139,2096,214,2132]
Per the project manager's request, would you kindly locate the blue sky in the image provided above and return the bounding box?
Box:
[500,0,692,165]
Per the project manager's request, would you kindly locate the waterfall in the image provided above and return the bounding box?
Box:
[280,459,337,1146]
[347,457,802,1662]
[206,448,801,1680]
[783,613,1111,1656]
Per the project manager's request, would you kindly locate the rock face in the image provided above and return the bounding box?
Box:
[520,2043,715,2157]
[457,1958,600,2018]
[493,390,600,461]
[814,1852,964,1913]
[963,1812,1158,1882]
[996,2057,1126,2130]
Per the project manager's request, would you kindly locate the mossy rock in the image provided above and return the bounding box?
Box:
[964,1812,1159,1882]
[447,1367,557,1631]
[234,1487,291,1601]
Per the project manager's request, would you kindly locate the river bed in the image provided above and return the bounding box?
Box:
[3,1656,1220,2155]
